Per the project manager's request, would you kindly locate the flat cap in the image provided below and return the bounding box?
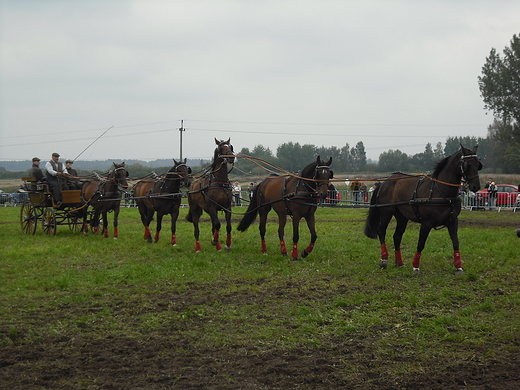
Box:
[52,152,60,157]
[32,157,40,162]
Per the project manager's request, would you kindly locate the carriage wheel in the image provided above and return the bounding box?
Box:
[68,214,82,233]
[20,201,37,235]
[42,207,57,236]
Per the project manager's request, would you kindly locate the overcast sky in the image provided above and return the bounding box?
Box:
[1,0,519,164]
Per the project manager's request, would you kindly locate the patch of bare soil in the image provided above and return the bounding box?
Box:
[1,277,519,390]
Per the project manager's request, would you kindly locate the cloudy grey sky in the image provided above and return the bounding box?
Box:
[1,0,518,164]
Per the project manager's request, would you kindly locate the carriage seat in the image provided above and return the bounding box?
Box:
[22,177,50,193]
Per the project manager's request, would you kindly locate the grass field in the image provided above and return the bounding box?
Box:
[1,205,519,389]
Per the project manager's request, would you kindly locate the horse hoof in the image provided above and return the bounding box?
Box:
[196,250,201,253]
[412,267,420,273]
[301,250,308,259]
[211,240,218,246]
[395,263,405,268]
[224,245,232,251]
[292,257,299,262]
[379,259,388,269]
[281,252,288,257]
[172,244,177,247]
[454,268,464,276]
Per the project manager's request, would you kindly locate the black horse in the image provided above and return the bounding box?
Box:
[81,162,129,238]
[364,145,482,274]
[237,156,333,261]
[133,158,191,245]
[186,138,235,252]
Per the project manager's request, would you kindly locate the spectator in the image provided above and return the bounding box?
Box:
[232,181,242,206]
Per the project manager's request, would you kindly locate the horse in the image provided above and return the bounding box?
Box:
[80,162,129,238]
[364,145,482,274]
[237,156,333,261]
[186,138,235,252]
[133,158,191,245]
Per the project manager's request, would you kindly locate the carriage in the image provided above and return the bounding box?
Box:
[19,177,86,235]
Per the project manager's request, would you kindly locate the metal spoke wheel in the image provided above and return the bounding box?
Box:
[20,201,37,235]
[42,207,57,236]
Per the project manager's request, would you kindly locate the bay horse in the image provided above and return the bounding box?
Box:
[133,158,191,245]
[237,156,333,261]
[364,145,482,274]
[81,162,129,238]
[186,138,235,252]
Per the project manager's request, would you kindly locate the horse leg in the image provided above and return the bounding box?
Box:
[413,224,432,272]
[210,211,222,251]
[290,217,301,261]
[301,213,317,259]
[392,213,408,267]
[139,206,153,243]
[377,210,393,269]
[277,213,288,256]
[447,219,463,274]
[91,209,101,235]
[155,212,164,243]
[191,207,203,252]
[113,204,121,239]
[258,207,270,254]
[224,210,232,251]
[102,210,109,238]
[170,206,180,246]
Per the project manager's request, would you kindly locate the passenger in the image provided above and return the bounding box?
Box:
[45,152,68,205]
[64,159,81,189]
[29,157,45,183]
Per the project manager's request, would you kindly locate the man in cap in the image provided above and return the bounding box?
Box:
[45,152,68,205]
[29,157,45,183]
[64,159,81,189]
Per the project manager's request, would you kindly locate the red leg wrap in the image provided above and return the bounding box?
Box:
[454,250,462,269]
[395,250,404,267]
[381,243,388,259]
[93,226,99,235]
[103,228,109,238]
[215,242,222,251]
[291,243,298,259]
[226,233,232,247]
[305,242,315,254]
[144,226,151,239]
[114,227,118,238]
[171,234,176,246]
[154,231,160,243]
[280,240,287,254]
[195,240,201,252]
[412,252,421,269]
[213,230,220,242]
[261,240,268,253]
[83,222,89,234]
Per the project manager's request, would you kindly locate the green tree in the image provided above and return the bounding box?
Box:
[350,141,367,172]
[377,149,409,172]
[478,33,520,124]
[504,142,520,173]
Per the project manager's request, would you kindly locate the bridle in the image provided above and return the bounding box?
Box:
[460,154,481,182]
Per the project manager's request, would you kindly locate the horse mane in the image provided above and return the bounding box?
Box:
[299,160,318,178]
[431,149,462,179]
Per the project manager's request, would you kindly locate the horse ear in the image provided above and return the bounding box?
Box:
[316,155,321,164]
[188,167,192,174]
[326,157,332,166]
[472,145,479,154]
[329,170,334,179]
[215,138,221,145]
[173,158,178,165]
[183,157,187,164]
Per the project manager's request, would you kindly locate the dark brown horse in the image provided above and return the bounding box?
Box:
[133,158,191,245]
[81,162,129,238]
[186,138,235,252]
[364,145,482,274]
[237,156,333,261]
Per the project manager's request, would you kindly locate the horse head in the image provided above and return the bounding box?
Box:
[171,158,192,188]
[214,138,235,165]
[314,156,333,199]
[111,162,129,189]
[459,145,482,193]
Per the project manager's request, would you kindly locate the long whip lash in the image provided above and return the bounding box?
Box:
[72,125,114,162]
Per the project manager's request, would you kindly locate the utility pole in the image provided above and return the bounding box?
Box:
[179,119,185,160]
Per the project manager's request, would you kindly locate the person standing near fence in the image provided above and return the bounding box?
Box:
[233,181,242,206]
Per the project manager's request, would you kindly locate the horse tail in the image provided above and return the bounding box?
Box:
[364,184,381,239]
[237,186,260,232]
